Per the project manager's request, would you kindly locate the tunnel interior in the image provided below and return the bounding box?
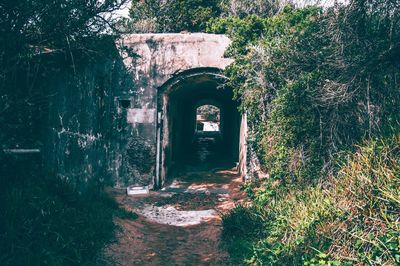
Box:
[161,72,240,180]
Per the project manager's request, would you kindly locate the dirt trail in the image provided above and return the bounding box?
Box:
[104,169,244,266]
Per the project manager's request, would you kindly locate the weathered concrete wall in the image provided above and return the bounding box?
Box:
[0,57,49,185]
[43,57,132,189]
[0,52,128,190]
[113,33,233,188]
[239,113,248,180]
[2,33,238,191]
[119,33,233,91]
[1,33,239,191]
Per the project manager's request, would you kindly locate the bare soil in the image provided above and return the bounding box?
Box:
[104,169,245,266]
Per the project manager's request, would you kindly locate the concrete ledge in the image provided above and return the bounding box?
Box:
[3,149,41,154]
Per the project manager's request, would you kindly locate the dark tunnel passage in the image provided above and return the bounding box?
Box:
[158,70,240,184]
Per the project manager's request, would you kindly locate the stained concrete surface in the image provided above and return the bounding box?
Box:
[115,33,234,188]
[7,34,236,192]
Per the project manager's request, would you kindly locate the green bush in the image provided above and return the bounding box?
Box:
[223,182,334,264]
[209,3,400,263]
[128,0,221,33]
[208,1,400,183]
[0,157,135,265]
[221,205,266,264]
[222,136,400,265]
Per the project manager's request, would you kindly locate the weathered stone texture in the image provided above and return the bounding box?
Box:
[112,33,233,188]
[2,33,234,190]
[43,59,129,189]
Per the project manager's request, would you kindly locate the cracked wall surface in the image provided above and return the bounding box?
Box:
[111,33,233,188]
[43,58,130,189]
[3,33,234,190]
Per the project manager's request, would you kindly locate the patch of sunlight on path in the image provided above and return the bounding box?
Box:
[136,204,217,226]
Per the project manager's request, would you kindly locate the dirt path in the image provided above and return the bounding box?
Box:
[104,169,244,266]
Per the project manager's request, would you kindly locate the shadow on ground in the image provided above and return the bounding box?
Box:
[104,168,245,265]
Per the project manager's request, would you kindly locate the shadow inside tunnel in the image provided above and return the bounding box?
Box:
[157,68,242,188]
[175,131,237,175]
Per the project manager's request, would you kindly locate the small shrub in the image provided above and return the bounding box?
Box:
[221,205,265,263]
[222,205,265,240]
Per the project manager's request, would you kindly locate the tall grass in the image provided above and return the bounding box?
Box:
[222,136,400,265]
[327,136,400,265]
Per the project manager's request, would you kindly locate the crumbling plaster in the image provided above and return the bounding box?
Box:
[114,33,234,188]
[20,33,246,190]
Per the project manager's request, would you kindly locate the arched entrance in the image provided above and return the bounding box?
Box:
[155,68,241,188]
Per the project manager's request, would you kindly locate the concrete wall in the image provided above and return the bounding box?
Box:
[43,56,131,189]
[119,33,233,90]
[239,113,248,180]
[114,33,233,188]
[2,33,247,191]
[0,51,129,191]
[1,33,248,190]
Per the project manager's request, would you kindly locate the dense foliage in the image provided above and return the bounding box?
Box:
[0,0,128,63]
[0,156,137,265]
[208,0,400,264]
[127,0,221,32]
[0,1,132,264]
[209,2,400,183]
[223,137,400,265]
[126,0,282,33]
[197,105,220,122]
[218,0,280,18]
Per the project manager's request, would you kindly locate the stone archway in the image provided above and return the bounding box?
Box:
[155,68,241,188]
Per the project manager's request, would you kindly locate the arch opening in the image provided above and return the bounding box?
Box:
[156,68,241,187]
[196,104,220,132]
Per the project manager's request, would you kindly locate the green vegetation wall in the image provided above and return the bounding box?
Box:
[208,1,400,183]
[125,0,281,33]
[207,0,400,264]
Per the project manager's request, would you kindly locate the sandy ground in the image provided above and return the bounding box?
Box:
[104,169,245,266]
